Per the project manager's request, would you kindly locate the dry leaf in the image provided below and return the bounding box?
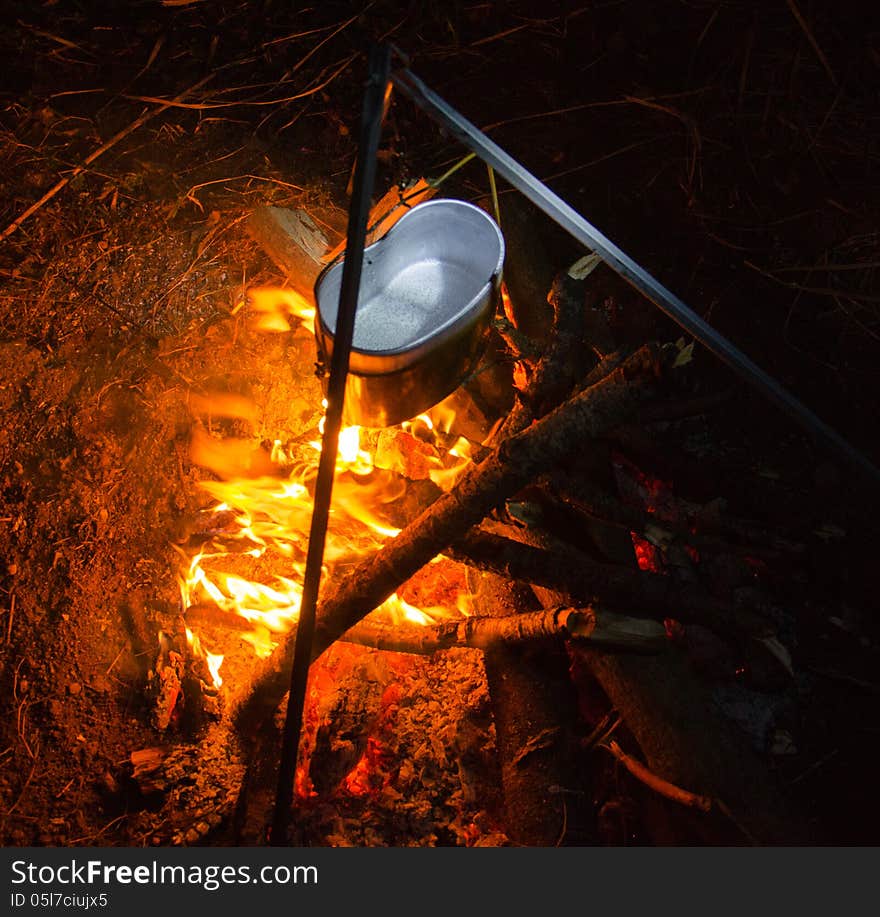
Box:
[567,252,602,280]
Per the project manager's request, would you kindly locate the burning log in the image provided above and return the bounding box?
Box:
[229,320,657,842]
[189,249,805,845]
[232,343,665,731]
[341,604,667,655]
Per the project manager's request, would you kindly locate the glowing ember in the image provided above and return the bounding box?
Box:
[631,533,663,573]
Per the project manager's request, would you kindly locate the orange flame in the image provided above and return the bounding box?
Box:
[247,286,315,333]
[185,626,224,689]
[178,292,480,687]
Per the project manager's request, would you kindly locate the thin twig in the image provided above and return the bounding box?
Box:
[785,0,837,86]
[470,23,530,47]
[105,644,126,675]
[280,13,362,79]
[580,711,623,751]
[261,21,342,50]
[481,88,713,132]
[183,174,304,209]
[19,24,91,54]
[624,96,701,199]
[68,814,129,846]
[486,164,501,228]
[745,260,880,304]
[601,739,713,812]
[538,138,659,184]
[768,261,880,273]
[2,754,39,822]
[0,73,214,242]
[124,54,356,110]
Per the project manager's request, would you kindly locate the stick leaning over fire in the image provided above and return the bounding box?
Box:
[342,604,667,655]
[186,601,667,655]
[231,343,664,731]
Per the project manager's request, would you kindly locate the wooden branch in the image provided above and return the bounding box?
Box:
[544,469,804,560]
[493,273,613,443]
[446,528,773,639]
[231,344,664,731]
[633,388,735,426]
[341,605,668,655]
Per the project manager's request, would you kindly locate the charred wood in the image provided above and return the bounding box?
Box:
[446,528,772,640]
[494,272,607,442]
[494,195,557,344]
[128,724,246,846]
[605,422,820,527]
[542,469,805,560]
[632,388,735,426]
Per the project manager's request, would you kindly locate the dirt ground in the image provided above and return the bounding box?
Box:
[1,1,878,846]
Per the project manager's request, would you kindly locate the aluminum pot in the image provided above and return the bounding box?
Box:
[314,198,505,427]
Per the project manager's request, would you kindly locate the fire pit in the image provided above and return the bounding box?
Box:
[1,1,878,850]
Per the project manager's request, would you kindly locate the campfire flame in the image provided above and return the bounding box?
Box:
[176,288,476,689]
[246,285,315,334]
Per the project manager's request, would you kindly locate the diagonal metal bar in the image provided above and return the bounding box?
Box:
[391,65,880,491]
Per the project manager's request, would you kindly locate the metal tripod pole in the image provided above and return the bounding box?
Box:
[270,43,391,846]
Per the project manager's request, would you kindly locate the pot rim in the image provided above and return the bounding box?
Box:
[314,198,505,373]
